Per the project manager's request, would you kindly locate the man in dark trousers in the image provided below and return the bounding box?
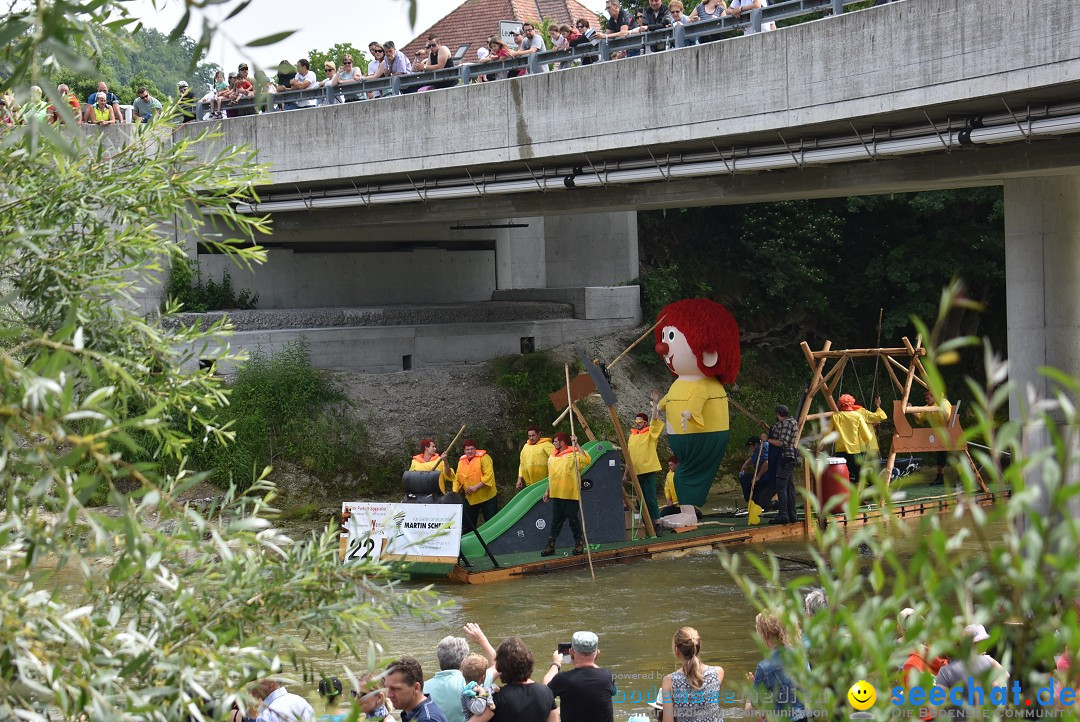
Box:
[543,631,616,722]
[761,404,799,525]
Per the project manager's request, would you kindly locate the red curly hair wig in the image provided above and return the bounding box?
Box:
[654,298,741,384]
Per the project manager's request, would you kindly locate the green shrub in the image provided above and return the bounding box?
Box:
[164,257,259,313]
[188,340,366,488]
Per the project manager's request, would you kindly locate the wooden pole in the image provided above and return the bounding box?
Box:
[566,364,595,581]
[606,405,657,538]
[571,402,597,442]
[431,424,468,472]
[871,308,884,402]
[728,396,770,430]
[604,315,666,370]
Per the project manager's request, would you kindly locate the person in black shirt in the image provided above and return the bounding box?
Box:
[542,631,616,722]
[597,0,632,41]
[488,637,557,722]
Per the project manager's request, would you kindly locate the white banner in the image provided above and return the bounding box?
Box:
[341,502,462,564]
[499,20,523,49]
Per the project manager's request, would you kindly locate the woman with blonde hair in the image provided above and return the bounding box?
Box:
[660,626,723,722]
[746,611,805,719]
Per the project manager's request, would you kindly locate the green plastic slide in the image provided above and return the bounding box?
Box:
[459,440,615,559]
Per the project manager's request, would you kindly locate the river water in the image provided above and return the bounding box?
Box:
[45,495,999,719]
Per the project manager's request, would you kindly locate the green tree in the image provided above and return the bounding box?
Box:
[307,42,370,82]
[0,3,435,720]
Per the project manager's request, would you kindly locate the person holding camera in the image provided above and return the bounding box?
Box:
[542,631,615,722]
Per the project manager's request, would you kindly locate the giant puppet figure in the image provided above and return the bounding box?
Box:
[654,299,741,509]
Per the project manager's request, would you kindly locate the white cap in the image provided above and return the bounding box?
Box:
[476,47,490,60]
[177,80,189,88]
[964,623,990,643]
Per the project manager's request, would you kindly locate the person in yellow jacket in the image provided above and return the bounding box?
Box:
[541,432,591,557]
[409,438,457,494]
[516,426,555,489]
[831,394,876,482]
[916,389,954,486]
[661,455,679,515]
[454,439,498,528]
[856,395,888,455]
[627,389,664,529]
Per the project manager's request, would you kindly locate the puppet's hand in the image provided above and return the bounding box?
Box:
[681,410,691,431]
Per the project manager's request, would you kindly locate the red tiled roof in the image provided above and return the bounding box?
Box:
[401,0,601,63]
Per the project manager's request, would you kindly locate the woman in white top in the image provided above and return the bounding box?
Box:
[332,54,363,101]
[724,0,777,32]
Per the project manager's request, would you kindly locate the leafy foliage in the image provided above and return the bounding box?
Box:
[0,3,436,718]
[187,340,368,489]
[722,286,1080,719]
[307,42,371,81]
[165,257,260,313]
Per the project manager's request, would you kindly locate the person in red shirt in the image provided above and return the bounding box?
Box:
[48,84,82,124]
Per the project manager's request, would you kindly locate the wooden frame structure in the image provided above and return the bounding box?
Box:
[795,337,988,533]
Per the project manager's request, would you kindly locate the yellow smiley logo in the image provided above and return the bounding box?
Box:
[847,680,877,710]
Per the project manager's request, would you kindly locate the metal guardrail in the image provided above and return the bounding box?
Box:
[194,0,865,120]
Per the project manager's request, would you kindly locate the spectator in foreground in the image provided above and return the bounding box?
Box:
[424,635,470,722]
[317,676,349,721]
[460,653,497,720]
[354,672,394,720]
[746,612,805,719]
[250,679,315,722]
[131,86,162,124]
[0,97,14,126]
[543,631,616,722]
[482,637,556,722]
[660,626,723,722]
[386,657,448,722]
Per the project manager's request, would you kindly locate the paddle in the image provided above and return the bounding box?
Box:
[566,363,595,581]
[746,444,767,525]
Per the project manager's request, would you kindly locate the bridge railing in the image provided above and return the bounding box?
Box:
[193,0,865,121]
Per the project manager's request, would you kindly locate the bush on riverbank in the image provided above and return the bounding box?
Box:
[188,340,367,489]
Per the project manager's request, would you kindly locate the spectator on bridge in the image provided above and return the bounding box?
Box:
[280,58,318,108]
[689,0,728,43]
[86,91,119,125]
[366,41,410,82]
[0,97,13,127]
[670,0,689,24]
[84,82,122,123]
[512,22,549,74]
[48,83,82,124]
[642,0,674,52]
[550,24,575,69]
[596,0,632,42]
[332,54,364,100]
[570,18,599,65]
[176,80,196,123]
[417,37,458,91]
[132,86,162,124]
[724,0,777,33]
[475,37,512,81]
[231,65,255,116]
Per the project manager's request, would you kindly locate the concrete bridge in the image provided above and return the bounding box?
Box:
[180,0,1080,409]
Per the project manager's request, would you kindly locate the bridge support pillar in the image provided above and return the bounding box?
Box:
[495,219,546,290]
[1004,174,1080,527]
[1004,174,1080,414]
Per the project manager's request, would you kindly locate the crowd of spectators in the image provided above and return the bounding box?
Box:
[0,0,867,127]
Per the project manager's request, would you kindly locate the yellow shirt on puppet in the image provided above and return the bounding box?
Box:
[857,406,887,451]
[547,446,591,501]
[831,410,875,454]
[659,378,729,434]
[627,419,663,474]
